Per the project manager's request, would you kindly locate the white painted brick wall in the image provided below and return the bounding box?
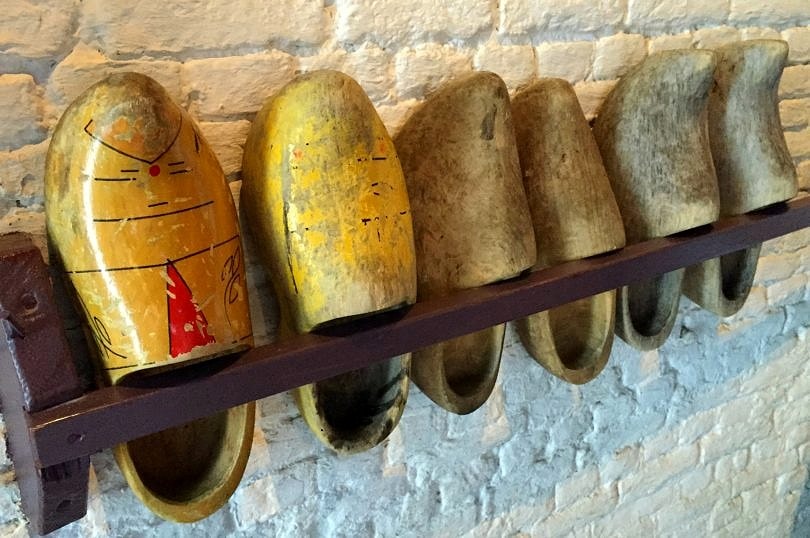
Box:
[0,0,809,536]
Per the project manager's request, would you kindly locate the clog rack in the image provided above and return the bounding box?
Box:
[2,195,809,534]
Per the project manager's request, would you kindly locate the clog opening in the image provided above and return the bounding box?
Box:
[314,357,405,444]
[442,326,502,398]
[125,405,249,508]
[549,292,612,370]
[627,271,681,337]
[720,247,759,302]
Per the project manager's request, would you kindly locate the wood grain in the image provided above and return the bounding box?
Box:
[684,40,799,316]
[511,79,625,384]
[241,70,414,451]
[395,72,536,414]
[593,50,721,350]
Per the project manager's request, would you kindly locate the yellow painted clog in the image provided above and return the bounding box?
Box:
[684,40,798,316]
[512,79,626,384]
[45,72,254,522]
[241,70,416,453]
[593,51,721,351]
[395,72,536,414]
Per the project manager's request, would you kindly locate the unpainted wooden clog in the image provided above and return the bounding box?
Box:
[241,70,415,452]
[512,79,626,384]
[45,72,254,522]
[395,72,536,414]
[593,50,721,351]
[684,40,798,316]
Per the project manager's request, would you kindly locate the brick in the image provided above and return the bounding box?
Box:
[78,0,324,57]
[780,65,810,98]
[231,475,280,530]
[731,452,798,493]
[702,422,762,462]
[184,52,296,119]
[599,445,641,485]
[798,160,810,191]
[0,140,47,212]
[709,494,744,530]
[592,505,657,537]
[593,33,647,80]
[693,26,740,49]
[394,44,472,99]
[647,32,693,54]
[750,436,784,460]
[618,444,699,501]
[766,272,808,305]
[474,42,536,91]
[47,43,183,112]
[499,0,624,36]
[482,383,511,446]
[0,1,75,58]
[785,130,810,159]
[0,74,45,150]
[535,41,593,83]
[780,98,810,130]
[757,252,801,282]
[0,523,26,538]
[536,483,618,535]
[642,425,680,462]
[740,27,783,41]
[199,121,252,179]
[554,466,598,510]
[677,409,720,446]
[784,27,810,64]
[335,0,491,47]
[730,0,810,27]
[377,99,421,134]
[299,43,396,105]
[676,465,713,501]
[775,466,806,496]
[573,80,616,119]
[626,0,727,33]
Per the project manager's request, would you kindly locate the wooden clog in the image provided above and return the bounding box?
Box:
[395,72,536,414]
[593,50,721,351]
[684,40,798,316]
[45,73,254,522]
[512,79,626,384]
[241,70,415,452]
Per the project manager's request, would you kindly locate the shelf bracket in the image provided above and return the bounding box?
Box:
[0,233,89,535]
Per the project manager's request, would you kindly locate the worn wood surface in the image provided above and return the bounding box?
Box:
[593,50,721,350]
[395,72,536,414]
[512,79,625,384]
[0,233,89,535]
[22,196,810,469]
[241,70,414,451]
[44,72,255,522]
[685,40,799,316]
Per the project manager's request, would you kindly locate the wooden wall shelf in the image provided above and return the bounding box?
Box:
[2,194,809,533]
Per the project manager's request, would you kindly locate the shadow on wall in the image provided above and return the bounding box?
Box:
[792,471,810,537]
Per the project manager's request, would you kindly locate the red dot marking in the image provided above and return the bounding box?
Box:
[149,165,161,177]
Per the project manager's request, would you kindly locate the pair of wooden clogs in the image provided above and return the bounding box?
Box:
[43,39,797,525]
[595,41,797,351]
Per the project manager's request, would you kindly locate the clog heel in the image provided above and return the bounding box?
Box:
[241,71,415,452]
[395,72,536,414]
[684,40,798,316]
[45,73,254,522]
[512,79,626,383]
[593,51,721,351]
